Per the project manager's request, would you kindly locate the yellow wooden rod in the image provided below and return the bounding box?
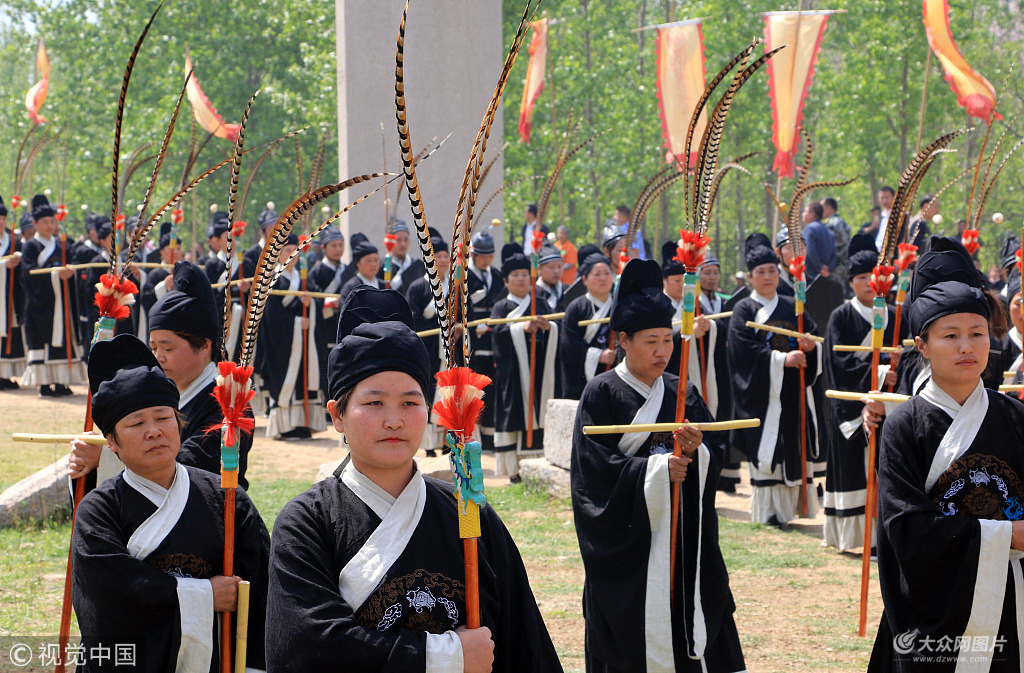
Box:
[1000,384,1023,392]
[12,433,107,445]
[212,276,256,289]
[825,390,911,403]
[745,321,825,343]
[28,262,174,275]
[903,338,916,347]
[0,253,20,262]
[1003,371,1019,379]
[234,581,251,673]
[268,288,338,300]
[417,312,566,338]
[578,310,734,327]
[832,345,903,353]
[582,418,761,435]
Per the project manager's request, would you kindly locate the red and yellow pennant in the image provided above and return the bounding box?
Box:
[655,19,707,169]
[923,0,999,124]
[518,18,549,143]
[185,52,240,142]
[25,39,50,125]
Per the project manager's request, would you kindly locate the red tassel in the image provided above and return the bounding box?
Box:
[56,204,67,221]
[788,255,806,283]
[870,265,896,298]
[674,230,712,271]
[433,367,492,436]
[961,229,980,256]
[231,221,247,238]
[384,233,397,254]
[172,208,184,225]
[209,362,257,448]
[94,273,139,320]
[531,229,546,253]
[10,196,20,210]
[894,243,918,271]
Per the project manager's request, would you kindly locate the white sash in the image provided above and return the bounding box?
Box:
[583,293,612,343]
[124,463,213,673]
[614,361,665,457]
[688,319,720,418]
[752,291,779,325]
[0,232,9,335]
[508,294,558,428]
[698,292,721,315]
[35,233,56,266]
[337,462,427,610]
[751,292,786,468]
[922,379,988,493]
[1009,328,1023,376]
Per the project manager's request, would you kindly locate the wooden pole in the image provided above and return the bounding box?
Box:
[222,487,236,673]
[59,232,74,369]
[859,349,880,637]
[299,253,310,430]
[464,538,480,628]
[797,312,808,518]
[527,265,538,449]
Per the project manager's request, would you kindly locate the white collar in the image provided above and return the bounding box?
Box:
[752,291,776,305]
[178,361,219,408]
[507,293,528,303]
[322,259,339,271]
[357,272,378,286]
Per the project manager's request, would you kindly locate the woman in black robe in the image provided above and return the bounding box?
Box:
[260,235,326,440]
[558,251,615,400]
[572,259,744,673]
[822,249,907,552]
[728,234,821,526]
[265,287,562,673]
[868,281,1024,672]
[999,274,1021,386]
[0,195,25,388]
[72,334,269,672]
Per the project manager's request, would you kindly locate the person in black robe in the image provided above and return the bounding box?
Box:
[260,234,327,440]
[20,194,88,395]
[265,286,562,673]
[406,229,462,456]
[241,203,278,282]
[491,244,557,481]
[72,213,110,348]
[71,334,269,672]
[868,281,1024,672]
[376,220,425,295]
[572,258,745,673]
[467,231,504,452]
[308,225,346,354]
[0,195,25,388]
[535,243,569,311]
[729,233,822,525]
[821,249,907,552]
[203,212,248,363]
[773,227,796,298]
[999,274,1021,387]
[138,231,179,329]
[558,251,615,400]
[338,239,383,302]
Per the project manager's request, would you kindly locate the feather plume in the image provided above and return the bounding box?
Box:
[537,128,599,227]
[11,125,37,199]
[784,176,858,258]
[111,1,165,227]
[390,136,438,223]
[239,174,385,368]
[93,273,138,321]
[704,152,759,221]
[208,361,256,449]
[971,136,1024,230]
[794,127,814,194]
[396,2,452,360]
[629,165,675,235]
[15,129,53,197]
[238,139,284,221]
[473,176,543,231]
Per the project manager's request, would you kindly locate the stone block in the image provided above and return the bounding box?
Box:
[0,455,71,528]
[519,458,571,500]
[543,398,578,470]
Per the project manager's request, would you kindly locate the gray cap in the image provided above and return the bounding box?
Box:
[471,231,495,255]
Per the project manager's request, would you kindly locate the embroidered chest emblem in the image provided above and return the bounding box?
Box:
[932,454,1024,521]
[406,587,437,613]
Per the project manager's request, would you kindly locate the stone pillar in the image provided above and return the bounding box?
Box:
[335,0,506,261]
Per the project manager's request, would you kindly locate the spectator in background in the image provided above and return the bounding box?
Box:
[989,265,1005,292]
[733,270,746,291]
[554,225,578,284]
[613,205,646,259]
[906,195,936,249]
[873,186,896,251]
[520,203,550,253]
[801,201,837,284]
[821,197,850,290]
[859,206,882,243]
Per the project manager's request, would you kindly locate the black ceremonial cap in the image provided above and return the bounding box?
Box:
[351,241,378,263]
[89,334,180,436]
[537,243,562,266]
[328,287,431,400]
[206,211,230,239]
[610,259,674,333]
[578,252,612,278]
[257,204,279,231]
[471,231,495,255]
[1005,274,1020,305]
[661,240,684,278]
[848,232,878,259]
[31,194,56,220]
[500,242,531,278]
[429,227,449,254]
[745,233,778,272]
[319,225,344,244]
[0,195,6,217]
[1001,235,1020,272]
[19,211,34,231]
[909,281,989,337]
[149,261,221,345]
[910,236,980,303]
[848,249,879,278]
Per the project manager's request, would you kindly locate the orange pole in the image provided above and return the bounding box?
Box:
[670,340,689,602]
[527,267,537,449]
[859,349,881,637]
[464,538,480,628]
[797,313,808,518]
[695,298,709,405]
[59,233,73,368]
[221,487,236,673]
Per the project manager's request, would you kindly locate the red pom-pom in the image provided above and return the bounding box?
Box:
[895,243,918,271]
[171,208,184,224]
[788,255,806,282]
[433,367,492,436]
[384,232,397,254]
[231,220,247,238]
[55,204,67,221]
[10,196,20,210]
[961,229,980,255]
[209,362,257,447]
[531,229,545,253]
[674,230,712,271]
[870,265,896,297]
[1017,249,1022,274]
[93,273,139,320]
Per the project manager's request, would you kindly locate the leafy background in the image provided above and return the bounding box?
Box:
[1,0,1022,277]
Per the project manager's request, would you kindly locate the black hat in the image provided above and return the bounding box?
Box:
[500,242,531,278]
[351,241,379,263]
[848,249,879,278]
[258,203,279,231]
[910,236,980,302]
[661,241,684,278]
[149,261,221,346]
[390,218,410,234]
[848,232,878,259]
[428,227,449,255]
[471,231,495,255]
[94,217,113,242]
[745,233,778,271]
[1005,274,1021,304]
[19,211,34,231]
[31,194,57,220]
[328,287,432,400]
[775,227,791,248]
[206,211,230,239]
[1001,235,1021,271]
[578,252,612,278]
[0,195,8,217]
[159,233,182,250]
[89,334,180,436]
[537,243,562,266]
[576,244,601,266]
[350,232,369,249]
[701,254,720,269]
[319,226,344,244]
[602,223,625,251]
[909,281,990,337]
[610,259,674,333]
[124,213,140,235]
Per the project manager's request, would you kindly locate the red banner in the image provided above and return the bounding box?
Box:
[185,53,240,142]
[25,40,50,125]
[922,0,999,124]
[518,19,548,143]
[655,20,707,169]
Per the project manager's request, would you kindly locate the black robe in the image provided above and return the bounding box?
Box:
[21,233,87,383]
[491,294,555,452]
[265,465,563,673]
[73,240,106,345]
[339,273,382,304]
[72,466,269,672]
[308,258,345,349]
[869,389,1024,672]
[822,301,905,550]
[179,377,254,490]
[0,231,25,375]
[536,279,569,312]
[572,370,744,673]
[466,261,505,451]
[376,255,425,296]
[558,294,612,401]
[204,254,247,363]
